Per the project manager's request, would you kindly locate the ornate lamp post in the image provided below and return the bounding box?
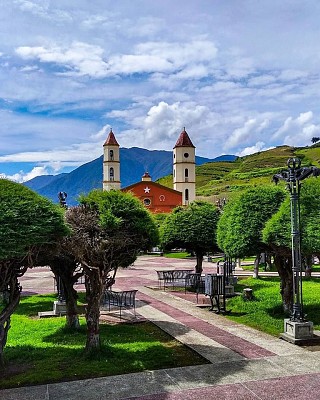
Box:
[55,192,68,303]
[273,158,320,343]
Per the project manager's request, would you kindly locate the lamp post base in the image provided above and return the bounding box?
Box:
[280,319,320,345]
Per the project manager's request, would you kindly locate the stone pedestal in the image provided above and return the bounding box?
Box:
[53,300,67,316]
[280,318,316,344]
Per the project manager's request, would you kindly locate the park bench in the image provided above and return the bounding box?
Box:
[185,273,206,303]
[156,269,193,290]
[101,289,138,319]
[205,274,227,314]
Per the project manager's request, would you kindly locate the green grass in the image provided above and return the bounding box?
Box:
[1,294,207,389]
[226,277,320,336]
[164,252,191,259]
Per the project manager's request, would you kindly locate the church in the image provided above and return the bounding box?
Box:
[102,128,196,213]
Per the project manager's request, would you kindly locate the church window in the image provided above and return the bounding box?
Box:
[110,150,114,160]
[173,168,175,178]
[185,189,189,202]
[185,168,189,182]
[184,152,189,158]
[110,167,114,181]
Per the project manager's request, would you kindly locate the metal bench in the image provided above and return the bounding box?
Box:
[157,269,193,290]
[101,289,138,319]
[205,274,227,314]
[185,273,205,303]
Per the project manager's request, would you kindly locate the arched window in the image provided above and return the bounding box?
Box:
[185,168,189,182]
[173,168,175,178]
[110,150,114,160]
[185,189,189,203]
[110,167,114,181]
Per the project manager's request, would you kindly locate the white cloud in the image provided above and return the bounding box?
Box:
[90,124,112,140]
[237,141,269,157]
[15,39,217,79]
[2,166,49,183]
[225,118,270,150]
[272,111,314,140]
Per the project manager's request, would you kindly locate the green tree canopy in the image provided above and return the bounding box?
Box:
[263,178,320,255]
[0,179,68,260]
[0,179,68,366]
[161,201,220,273]
[217,186,286,259]
[262,177,320,311]
[66,189,158,352]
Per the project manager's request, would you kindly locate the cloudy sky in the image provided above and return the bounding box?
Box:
[1,0,320,182]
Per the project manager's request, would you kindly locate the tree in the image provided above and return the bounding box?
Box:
[160,201,220,274]
[46,247,82,330]
[65,189,158,353]
[0,179,68,366]
[311,137,320,144]
[263,177,320,311]
[217,186,286,278]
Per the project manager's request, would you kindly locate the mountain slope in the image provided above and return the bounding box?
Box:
[194,145,320,201]
[27,147,234,205]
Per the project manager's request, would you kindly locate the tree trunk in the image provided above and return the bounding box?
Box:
[0,279,21,368]
[85,270,103,353]
[195,252,203,274]
[274,253,293,313]
[252,254,261,279]
[50,262,81,331]
[63,279,80,330]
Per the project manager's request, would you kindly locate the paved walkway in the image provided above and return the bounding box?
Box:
[2,256,320,399]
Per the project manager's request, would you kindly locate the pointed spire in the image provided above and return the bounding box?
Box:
[103,128,119,146]
[174,127,195,148]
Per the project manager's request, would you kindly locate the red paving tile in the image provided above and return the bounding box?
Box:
[135,291,275,359]
[127,373,320,400]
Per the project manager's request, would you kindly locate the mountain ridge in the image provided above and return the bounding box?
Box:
[24,147,236,205]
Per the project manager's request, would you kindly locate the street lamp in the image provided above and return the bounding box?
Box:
[55,192,68,303]
[273,158,320,343]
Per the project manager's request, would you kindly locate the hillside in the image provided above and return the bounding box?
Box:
[158,145,320,203]
[24,147,232,205]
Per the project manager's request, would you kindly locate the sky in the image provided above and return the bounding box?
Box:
[1,0,320,182]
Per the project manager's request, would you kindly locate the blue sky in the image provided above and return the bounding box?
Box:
[1,0,320,182]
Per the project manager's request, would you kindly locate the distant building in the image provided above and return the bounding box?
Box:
[102,129,121,191]
[102,128,196,213]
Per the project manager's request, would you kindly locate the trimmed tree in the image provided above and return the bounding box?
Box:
[263,177,320,311]
[65,189,158,353]
[217,186,286,278]
[0,179,68,366]
[160,201,220,274]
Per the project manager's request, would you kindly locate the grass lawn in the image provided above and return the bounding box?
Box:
[164,252,191,259]
[226,276,320,336]
[1,294,207,389]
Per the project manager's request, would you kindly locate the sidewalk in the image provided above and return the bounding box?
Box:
[2,256,320,399]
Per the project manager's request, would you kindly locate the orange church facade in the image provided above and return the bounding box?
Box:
[123,174,182,213]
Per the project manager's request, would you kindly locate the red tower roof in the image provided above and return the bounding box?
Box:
[103,129,119,146]
[174,128,195,148]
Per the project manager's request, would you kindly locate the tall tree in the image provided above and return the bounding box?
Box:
[217,186,286,278]
[0,179,68,366]
[65,190,158,353]
[161,201,220,273]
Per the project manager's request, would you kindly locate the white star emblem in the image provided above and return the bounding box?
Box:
[144,186,151,193]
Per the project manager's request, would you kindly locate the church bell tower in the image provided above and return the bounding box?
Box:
[173,128,196,205]
[103,129,121,191]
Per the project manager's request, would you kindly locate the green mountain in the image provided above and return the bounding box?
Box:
[24,147,235,205]
[157,144,320,203]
